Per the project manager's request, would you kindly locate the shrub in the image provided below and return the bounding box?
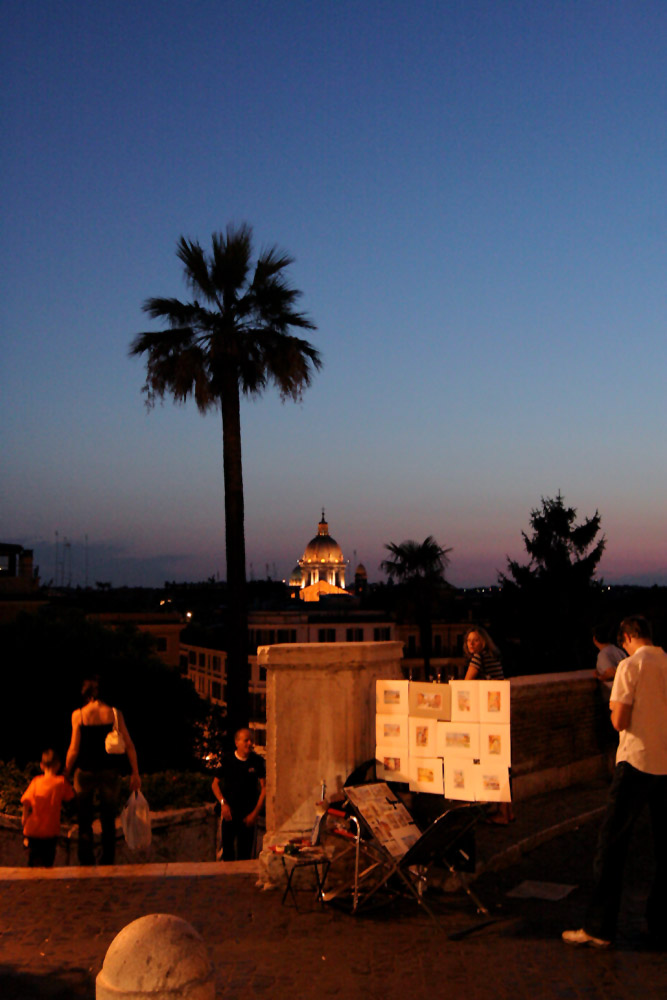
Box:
[0,761,214,817]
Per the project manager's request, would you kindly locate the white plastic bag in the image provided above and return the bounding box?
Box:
[121,790,152,850]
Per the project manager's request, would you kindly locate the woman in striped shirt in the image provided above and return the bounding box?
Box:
[464,626,505,680]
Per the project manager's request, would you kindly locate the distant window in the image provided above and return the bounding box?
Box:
[433,634,442,655]
[188,650,196,665]
[211,681,221,701]
[198,653,205,667]
[318,628,336,642]
[374,627,390,642]
[212,655,221,674]
[250,692,267,721]
[346,628,364,642]
[407,635,417,655]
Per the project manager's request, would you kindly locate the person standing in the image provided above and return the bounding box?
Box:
[21,749,75,867]
[592,625,625,697]
[212,728,266,861]
[563,615,667,948]
[65,677,141,866]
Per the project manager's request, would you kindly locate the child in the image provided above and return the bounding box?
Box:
[21,749,75,868]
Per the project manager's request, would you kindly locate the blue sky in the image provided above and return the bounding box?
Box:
[2,1,666,588]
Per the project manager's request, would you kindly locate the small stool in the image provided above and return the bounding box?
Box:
[281,851,330,911]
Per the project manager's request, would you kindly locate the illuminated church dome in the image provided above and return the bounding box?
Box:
[297,511,347,593]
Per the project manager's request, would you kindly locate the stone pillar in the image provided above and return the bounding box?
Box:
[259,641,403,849]
[96,913,215,1000]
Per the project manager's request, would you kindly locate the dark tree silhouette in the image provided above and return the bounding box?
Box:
[381,536,452,678]
[499,492,606,672]
[0,610,208,771]
[130,225,320,729]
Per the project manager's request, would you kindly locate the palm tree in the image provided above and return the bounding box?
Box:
[381,536,452,678]
[130,224,321,731]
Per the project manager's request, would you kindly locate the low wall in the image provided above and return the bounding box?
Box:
[0,804,218,868]
[510,670,608,799]
[258,645,609,876]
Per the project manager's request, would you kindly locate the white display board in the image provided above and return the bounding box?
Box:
[376,679,410,715]
[409,756,444,795]
[478,680,511,723]
[408,681,451,720]
[479,723,511,765]
[409,717,439,758]
[449,681,481,722]
[374,676,512,801]
[437,721,480,760]
[375,714,409,748]
[375,746,410,784]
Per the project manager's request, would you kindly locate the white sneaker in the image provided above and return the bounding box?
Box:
[562,928,611,949]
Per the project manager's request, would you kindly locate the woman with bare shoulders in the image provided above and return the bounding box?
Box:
[65,677,140,865]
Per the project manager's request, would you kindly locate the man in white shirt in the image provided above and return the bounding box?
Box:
[563,615,667,948]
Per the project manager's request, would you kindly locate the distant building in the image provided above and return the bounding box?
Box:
[0,543,46,622]
[292,512,350,601]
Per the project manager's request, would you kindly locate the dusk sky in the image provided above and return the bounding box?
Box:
[3,1,667,589]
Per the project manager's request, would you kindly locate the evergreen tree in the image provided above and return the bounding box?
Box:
[500,492,605,672]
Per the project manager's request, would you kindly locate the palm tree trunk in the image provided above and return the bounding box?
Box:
[220,374,249,733]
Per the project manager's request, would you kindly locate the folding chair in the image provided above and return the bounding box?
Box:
[322,782,488,919]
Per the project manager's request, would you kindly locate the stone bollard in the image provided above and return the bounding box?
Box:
[96,913,215,1000]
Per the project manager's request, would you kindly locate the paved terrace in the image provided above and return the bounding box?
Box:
[1,778,666,999]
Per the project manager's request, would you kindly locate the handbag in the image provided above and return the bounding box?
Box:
[105,707,126,755]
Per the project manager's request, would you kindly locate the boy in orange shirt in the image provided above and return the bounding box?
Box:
[21,749,75,867]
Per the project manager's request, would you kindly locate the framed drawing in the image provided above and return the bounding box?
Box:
[474,761,512,802]
[376,679,409,716]
[443,759,477,802]
[408,681,451,720]
[449,681,481,722]
[437,721,480,760]
[479,723,511,765]
[478,680,511,723]
[409,717,438,757]
[408,756,444,795]
[375,746,410,784]
[375,714,409,747]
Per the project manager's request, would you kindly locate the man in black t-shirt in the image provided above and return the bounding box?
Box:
[212,729,266,861]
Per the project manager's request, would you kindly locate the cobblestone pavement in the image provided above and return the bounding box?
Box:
[1,782,666,999]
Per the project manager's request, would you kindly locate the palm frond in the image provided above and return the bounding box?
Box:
[140,297,199,326]
[176,238,216,303]
[210,225,253,307]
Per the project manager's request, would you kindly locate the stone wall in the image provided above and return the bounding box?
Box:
[0,804,218,868]
[510,670,608,799]
[260,643,608,861]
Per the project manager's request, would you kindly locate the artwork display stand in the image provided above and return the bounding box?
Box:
[321,782,488,919]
